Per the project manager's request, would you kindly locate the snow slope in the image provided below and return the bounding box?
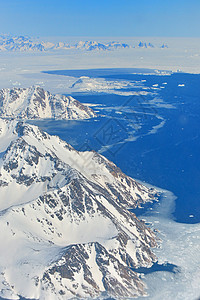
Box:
[0,119,158,299]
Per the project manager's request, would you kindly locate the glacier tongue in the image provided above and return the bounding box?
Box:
[0,119,158,299]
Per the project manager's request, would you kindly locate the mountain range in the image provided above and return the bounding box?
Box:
[0,35,168,51]
[0,119,159,299]
[0,82,160,299]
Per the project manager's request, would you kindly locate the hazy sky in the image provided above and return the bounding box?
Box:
[0,0,199,37]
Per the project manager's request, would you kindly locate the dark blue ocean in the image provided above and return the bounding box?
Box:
[35,69,200,224]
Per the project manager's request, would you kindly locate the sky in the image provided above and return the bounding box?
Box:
[0,0,200,37]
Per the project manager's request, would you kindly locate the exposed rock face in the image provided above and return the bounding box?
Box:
[0,119,158,299]
[0,86,96,120]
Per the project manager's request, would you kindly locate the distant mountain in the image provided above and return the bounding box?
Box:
[160,43,169,48]
[0,35,45,51]
[0,35,168,51]
[74,40,130,51]
[0,35,130,52]
[0,86,96,120]
[138,42,155,48]
[0,119,158,299]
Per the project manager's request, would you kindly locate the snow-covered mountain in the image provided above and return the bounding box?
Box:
[0,86,96,120]
[0,35,168,52]
[74,40,130,51]
[0,35,45,51]
[0,35,130,52]
[160,43,168,48]
[0,119,158,299]
[138,42,155,48]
